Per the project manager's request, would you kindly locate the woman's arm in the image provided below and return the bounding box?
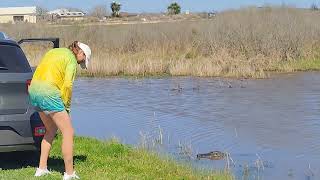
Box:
[61,62,77,113]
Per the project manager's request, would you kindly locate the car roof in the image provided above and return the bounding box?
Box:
[0,32,19,47]
[0,39,20,47]
[0,40,20,48]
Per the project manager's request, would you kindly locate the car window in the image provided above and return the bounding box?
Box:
[0,44,31,73]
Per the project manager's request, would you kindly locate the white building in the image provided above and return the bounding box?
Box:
[0,6,37,23]
[48,8,85,21]
[47,8,69,15]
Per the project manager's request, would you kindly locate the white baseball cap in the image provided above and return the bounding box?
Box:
[78,42,91,69]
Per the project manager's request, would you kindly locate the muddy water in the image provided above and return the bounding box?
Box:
[71,72,320,180]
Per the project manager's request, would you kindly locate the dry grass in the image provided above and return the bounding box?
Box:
[2,6,320,78]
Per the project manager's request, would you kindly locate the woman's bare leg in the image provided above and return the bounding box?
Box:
[38,112,58,169]
[49,111,74,175]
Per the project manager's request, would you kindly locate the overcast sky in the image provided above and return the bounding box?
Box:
[0,0,318,12]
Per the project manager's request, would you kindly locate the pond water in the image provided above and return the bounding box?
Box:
[71,72,320,180]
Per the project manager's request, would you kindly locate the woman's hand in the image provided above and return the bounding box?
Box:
[66,108,70,114]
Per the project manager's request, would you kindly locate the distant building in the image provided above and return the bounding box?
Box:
[0,6,37,23]
[119,12,138,17]
[48,8,85,21]
[47,8,69,15]
[208,11,216,18]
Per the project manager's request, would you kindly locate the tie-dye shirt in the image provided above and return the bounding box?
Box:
[29,48,77,113]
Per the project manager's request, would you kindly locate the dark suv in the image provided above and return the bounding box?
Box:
[0,32,59,152]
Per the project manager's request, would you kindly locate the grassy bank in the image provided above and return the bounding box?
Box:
[2,6,320,78]
[0,135,232,180]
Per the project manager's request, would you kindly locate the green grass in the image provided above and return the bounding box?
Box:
[77,70,172,79]
[0,135,233,180]
[286,58,320,71]
[267,58,320,73]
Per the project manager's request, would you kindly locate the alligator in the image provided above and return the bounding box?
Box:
[196,151,226,160]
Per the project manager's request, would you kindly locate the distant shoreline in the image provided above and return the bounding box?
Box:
[3,6,319,79]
